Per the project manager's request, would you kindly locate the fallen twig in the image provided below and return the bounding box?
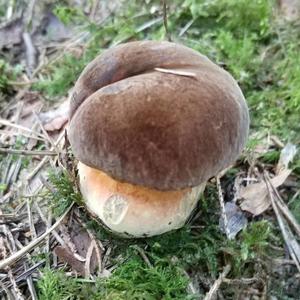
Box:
[24,262,38,300]
[204,264,231,300]
[216,175,230,238]
[162,0,171,41]
[8,268,25,300]
[0,148,57,156]
[34,201,65,248]
[4,261,45,290]
[26,198,37,240]
[179,19,194,37]
[134,245,153,268]
[33,112,58,152]
[223,277,262,286]
[23,32,38,77]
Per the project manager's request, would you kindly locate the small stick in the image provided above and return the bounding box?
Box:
[7,158,22,189]
[179,19,194,37]
[0,148,57,156]
[270,135,284,148]
[134,245,153,268]
[162,0,171,41]
[26,130,65,181]
[34,201,65,248]
[223,277,261,285]
[289,190,300,206]
[33,112,58,152]
[204,264,231,300]
[0,119,46,139]
[0,279,14,299]
[102,247,112,268]
[7,80,39,86]
[2,225,17,252]
[24,262,38,300]
[273,258,296,265]
[26,198,37,240]
[216,175,230,238]
[23,32,37,77]
[8,268,25,300]
[0,204,73,270]
[0,129,44,141]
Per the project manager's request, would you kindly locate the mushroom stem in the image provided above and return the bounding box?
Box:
[78,162,206,237]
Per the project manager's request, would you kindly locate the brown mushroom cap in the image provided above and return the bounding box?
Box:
[68,41,249,191]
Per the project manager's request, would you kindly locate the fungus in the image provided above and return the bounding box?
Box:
[68,41,249,237]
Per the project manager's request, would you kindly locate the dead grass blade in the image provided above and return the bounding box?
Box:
[154,67,197,78]
[267,179,300,237]
[264,173,300,272]
[84,241,95,277]
[0,148,57,156]
[0,204,73,270]
[0,119,46,140]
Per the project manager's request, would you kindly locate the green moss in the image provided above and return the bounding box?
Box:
[38,254,190,300]
[0,60,23,93]
[182,0,271,36]
[40,172,275,299]
[37,268,94,300]
[47,171,82,216]
[260,149,280,164]
[290,198,300,224]
[53,5,86,25]
[101,253,190,300]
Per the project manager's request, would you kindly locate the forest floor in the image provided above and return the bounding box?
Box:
[0,0,300,299]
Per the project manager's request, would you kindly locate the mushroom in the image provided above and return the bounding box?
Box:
[68,41,249,237]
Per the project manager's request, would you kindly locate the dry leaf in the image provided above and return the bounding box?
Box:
[54,246,86,276]
[0,18,23,49]
[39,99,69,132]
[219,202,247,239]
[276,143,297,174]
[240,169,291,215]
[54,218,100,276]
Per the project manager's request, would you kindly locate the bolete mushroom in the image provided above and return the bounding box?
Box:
[68,41,249,237]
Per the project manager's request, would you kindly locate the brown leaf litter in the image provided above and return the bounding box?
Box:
[239,142,297,216]
[239,168,292,215]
